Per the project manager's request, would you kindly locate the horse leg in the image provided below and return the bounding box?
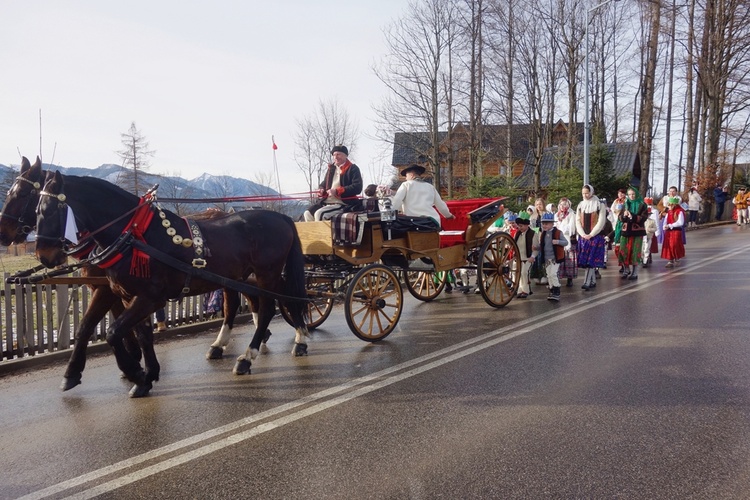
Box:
[132,320,160,386]
[233,295,274,375]
[109,297,143,364]
[205,289,240,360]
[284,298,310,357]
[105,299,158,397]
[61,287,117,391]
[245,294,272,354]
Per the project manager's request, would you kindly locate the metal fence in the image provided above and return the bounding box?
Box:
[0,272,249,363]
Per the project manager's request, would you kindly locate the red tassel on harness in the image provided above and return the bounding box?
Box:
[129,200,155,277]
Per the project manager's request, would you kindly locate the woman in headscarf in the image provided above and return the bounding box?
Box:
[575,184,608,290]
[615,187,648,280]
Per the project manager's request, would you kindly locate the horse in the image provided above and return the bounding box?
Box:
[0,157,152,390]
[34,170,310,397]
[0,158,275,391]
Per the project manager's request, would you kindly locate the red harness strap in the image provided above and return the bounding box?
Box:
[97,197,155,277]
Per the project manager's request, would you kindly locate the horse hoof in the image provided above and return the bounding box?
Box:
[206,346,224,360]
[233,356,251,375]
[60,376,81,391]
[292,343,308,357]
[128,382,152,398]
[260,331,272,354]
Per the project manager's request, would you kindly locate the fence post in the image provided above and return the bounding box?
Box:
[57,284,71,350]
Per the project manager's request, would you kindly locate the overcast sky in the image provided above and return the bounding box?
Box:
[1,0,405,194]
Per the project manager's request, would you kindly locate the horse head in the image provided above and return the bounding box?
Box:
[35,170,70,268]
[0,156,44,246]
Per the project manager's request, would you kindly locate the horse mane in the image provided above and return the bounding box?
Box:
[63,175,141,204]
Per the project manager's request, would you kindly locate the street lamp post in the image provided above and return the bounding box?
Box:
[583,0,619,187]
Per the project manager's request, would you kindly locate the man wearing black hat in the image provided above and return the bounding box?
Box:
[303,145,363,221]
[389,164,454,231]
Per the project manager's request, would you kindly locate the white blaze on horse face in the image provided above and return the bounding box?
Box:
[210,323,232,349]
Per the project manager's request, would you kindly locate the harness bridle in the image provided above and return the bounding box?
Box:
[0,175,42,236]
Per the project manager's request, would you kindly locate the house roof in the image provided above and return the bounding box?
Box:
[519,142,640,188]
[392,121,587,167]
[391,131,448,166]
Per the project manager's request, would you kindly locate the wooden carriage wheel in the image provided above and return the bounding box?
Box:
[476,232,521,308]
[345,263,403,342]
[404,270,446,302]
[279,280,335,331]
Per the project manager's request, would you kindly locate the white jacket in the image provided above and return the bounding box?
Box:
[390,178,453,225]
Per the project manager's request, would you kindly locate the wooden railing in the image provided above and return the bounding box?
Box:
[0,272,249,363]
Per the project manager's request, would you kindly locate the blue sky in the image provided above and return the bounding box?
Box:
[0,0,404,193]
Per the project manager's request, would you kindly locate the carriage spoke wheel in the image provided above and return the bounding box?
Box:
[345,264,403,342]
[404,270,446,301]
[280,280,335,331]
[477,232,521,308]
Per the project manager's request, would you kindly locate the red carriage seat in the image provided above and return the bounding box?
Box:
[439,198,498,248]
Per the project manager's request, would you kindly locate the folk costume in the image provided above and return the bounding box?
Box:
[615,189,648,279]
[661,197,686,267]
[732,188,748,225]
[556,200,578,286]
[641,197,661,267]
[389,165,453,236]
[540,212,568,301]
[304,145,363,221]
[575,185,608,290]
[513,212,539,298]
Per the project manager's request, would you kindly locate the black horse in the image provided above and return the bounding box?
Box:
[34,170,309,397]
[0,157,150,390]
[1,158,276,391]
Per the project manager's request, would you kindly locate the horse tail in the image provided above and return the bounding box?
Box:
[282,217,308,327]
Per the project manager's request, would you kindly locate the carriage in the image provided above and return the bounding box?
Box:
[281,198,522,342]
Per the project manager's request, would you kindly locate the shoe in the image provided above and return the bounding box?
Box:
[621,272,630,279]
[517,292,529,299]
[665,261,674,268]
[628,274,638,280]
[595,270,601,278]
[474,287,481,294]
[589,282,596,288]
[566,278,573,287]
[581,283,590,290]
[156,321,167,332]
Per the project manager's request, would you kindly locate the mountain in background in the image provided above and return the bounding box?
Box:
[0,161,299,214]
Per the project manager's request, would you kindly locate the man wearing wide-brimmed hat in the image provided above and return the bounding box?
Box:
[389,164,454,230]
[303,145,363,221]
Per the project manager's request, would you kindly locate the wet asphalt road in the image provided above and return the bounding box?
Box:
[1,224,750,499]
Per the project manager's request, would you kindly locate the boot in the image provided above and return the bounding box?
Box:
[548,286,560,301]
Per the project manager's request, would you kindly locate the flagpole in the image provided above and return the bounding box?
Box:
[272,135,281,196]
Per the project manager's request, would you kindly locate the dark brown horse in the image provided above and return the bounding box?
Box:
[35,170,309,397]
[0,157,152,390]
[1,158,273,391]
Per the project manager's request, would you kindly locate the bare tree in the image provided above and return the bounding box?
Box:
[372,0,456,190]
[293,97,359,200]
[116,122,155,196]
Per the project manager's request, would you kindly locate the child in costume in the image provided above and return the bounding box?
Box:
[539,212,568,301]
[513,212,539,299]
